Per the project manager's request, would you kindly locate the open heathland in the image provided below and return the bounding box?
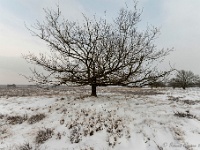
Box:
[1,86,200,150]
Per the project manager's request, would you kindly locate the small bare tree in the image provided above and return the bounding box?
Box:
[24,3,172,96]
[170,70,200,89]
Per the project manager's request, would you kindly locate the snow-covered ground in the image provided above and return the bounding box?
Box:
[1,87,200,150]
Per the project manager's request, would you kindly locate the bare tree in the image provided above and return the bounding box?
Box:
[170,70,200,89]
[24,3,172,96]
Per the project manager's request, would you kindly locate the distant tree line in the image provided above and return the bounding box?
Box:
[7,84,17,88]
[149,70,200,89]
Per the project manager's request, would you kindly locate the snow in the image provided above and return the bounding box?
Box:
[1,87,200,150]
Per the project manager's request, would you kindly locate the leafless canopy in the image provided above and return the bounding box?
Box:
[170,70,200,89]
[24,3,172,96]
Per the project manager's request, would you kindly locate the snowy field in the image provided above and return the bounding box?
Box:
[1,86,200,150]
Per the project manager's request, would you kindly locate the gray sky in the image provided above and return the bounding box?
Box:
[0,0,200,84]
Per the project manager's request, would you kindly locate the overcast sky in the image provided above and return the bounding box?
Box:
[0,0,200,84]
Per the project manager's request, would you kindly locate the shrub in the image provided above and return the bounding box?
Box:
[35,128,53,144]
[174,111,196,119]
[7,115,28,125]
[66,109,130,147]
[28,114,45,124]
[69,126,82,144]
[0,125,9,139]
[17,142,32,150]
[0,113,5,119]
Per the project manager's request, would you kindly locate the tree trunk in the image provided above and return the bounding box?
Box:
[91,76,97,96]
[91,84,97,96]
